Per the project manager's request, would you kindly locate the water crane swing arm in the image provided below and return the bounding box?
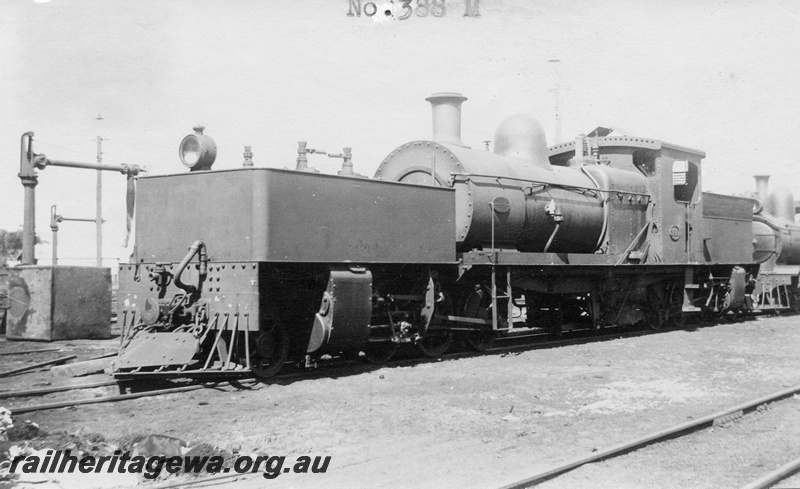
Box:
[21,132,143,176]
[18,131,144,265]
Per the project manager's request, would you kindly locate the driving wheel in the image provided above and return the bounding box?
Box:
[362,342,399,364]
[250,323,290,379]
[417,332,453,357]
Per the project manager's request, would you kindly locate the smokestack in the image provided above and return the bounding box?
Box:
[754,175,770,201]
[425,92,468,147]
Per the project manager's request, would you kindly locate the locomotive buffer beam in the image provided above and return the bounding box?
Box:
[115,332,197,371]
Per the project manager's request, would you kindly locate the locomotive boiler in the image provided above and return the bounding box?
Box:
[375,93,645,255]
[101,92,769,380]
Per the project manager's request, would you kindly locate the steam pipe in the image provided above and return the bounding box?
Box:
[543,223,561,253]
[580,166,609,251]
[174,241,208,295]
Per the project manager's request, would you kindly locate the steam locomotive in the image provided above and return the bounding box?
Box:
[111,93,800,379]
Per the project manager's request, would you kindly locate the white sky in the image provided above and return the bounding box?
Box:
[2,0,799,267]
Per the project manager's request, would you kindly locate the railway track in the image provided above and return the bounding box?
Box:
[151,381,800,489]
[498,382,800,489]
[0,313,769,415]
[0,323,661,414]
[1,312,796,489]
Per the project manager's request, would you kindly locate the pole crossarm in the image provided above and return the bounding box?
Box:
[60,217,97,223]
[49,205,97,230]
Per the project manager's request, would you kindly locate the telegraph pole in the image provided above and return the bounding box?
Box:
[548,59,562,144]
[96,136,104,267]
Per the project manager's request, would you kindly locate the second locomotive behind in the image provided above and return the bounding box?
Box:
[751,175,800,311]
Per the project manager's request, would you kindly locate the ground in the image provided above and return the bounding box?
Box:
[2,314,800,488]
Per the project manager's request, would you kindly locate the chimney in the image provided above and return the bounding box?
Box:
[754,174,770,201]
[425,92,468,147]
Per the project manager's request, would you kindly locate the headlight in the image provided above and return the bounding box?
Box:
[179,125,216,171]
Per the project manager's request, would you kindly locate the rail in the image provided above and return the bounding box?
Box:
[498,382,800,489]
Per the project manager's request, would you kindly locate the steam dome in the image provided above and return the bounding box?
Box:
[493,114,550,169]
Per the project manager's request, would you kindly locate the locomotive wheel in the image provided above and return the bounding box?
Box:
[790,288,800,314]
[548,321,563,338]
[696,311,715,326]
[362,342,399,364]
[461,288,495,351]
[250,324,290,379]
[666,282,685,328]
[668,309,686,329]
[645,288,668,331]
[465,330,495,352]
[645,303,664,331]
[417,332,454,358]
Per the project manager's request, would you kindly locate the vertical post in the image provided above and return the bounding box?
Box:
[96,136,103,267]
[506,267,513,329]
[21,180,38,265]
[553,82,561,144]
[50,205,59,266]
[489,201,498,331]
[491,266,498,331]
[19,132,38,265]
[52,229,58,265]
[549,59,562,144]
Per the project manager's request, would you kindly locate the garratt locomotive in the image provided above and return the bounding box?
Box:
[105,92,797,379]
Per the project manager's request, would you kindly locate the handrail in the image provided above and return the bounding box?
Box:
[451,172,650,199]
